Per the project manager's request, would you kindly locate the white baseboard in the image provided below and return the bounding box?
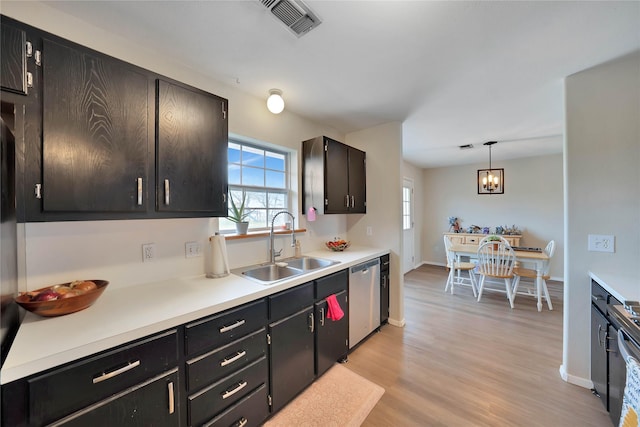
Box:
[387,317,406,327]
[559,364,593,389]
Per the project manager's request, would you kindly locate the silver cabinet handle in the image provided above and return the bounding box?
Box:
[233,417,248,427]
[320,307,325,326]
[168,381,175,414]
[351,195,355,207]
[222,381,247,399]
[164,179,170,205]
[345,195,350,208]
[137,178,143,205]
[592,295,605,302]
[220,350,247,367]
[309,312,315,333]
[220,319,245,333]
[92,360,140,384]
[35,183,42,199]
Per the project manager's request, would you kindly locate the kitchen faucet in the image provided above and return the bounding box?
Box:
[270,211,296,264]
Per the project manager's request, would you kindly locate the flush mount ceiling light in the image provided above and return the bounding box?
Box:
[477,141,504,195]
[267,89,285,114]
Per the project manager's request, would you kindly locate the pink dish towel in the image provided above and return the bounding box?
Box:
[326,294,344,321]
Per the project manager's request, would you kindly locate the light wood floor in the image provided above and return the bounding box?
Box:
[346,264,612,427]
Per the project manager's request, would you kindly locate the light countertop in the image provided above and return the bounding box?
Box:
[589,271,638,304]
[1,246,388,385]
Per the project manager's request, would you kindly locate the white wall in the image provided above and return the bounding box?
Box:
[421,154,565,279]
[2,3,356,291]
[346,123,405,326]
[562,51,640,386]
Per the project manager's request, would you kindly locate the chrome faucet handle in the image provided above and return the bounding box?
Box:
[273,248,283,258]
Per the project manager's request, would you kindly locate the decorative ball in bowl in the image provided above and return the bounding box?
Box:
[15,280,109,317]
[325,239,350,252]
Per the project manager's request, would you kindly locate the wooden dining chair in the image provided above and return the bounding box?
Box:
[476,241,516,308]
[512,240,555,310]
[443,236,477,296]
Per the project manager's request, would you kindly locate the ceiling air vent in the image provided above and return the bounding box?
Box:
[259,0,322,37]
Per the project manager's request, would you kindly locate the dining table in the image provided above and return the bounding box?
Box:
[449,243,551,312]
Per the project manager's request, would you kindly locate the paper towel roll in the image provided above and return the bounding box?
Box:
[207,233,230,278]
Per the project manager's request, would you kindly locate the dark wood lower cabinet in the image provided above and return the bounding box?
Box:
[591,304,608,409]
[51,369,180,427]
[268,306,315,413]
[315,289,348,376]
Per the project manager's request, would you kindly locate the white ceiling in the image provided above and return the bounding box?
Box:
[31,1,640,168]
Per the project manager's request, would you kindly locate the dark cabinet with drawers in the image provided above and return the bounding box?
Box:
[2,329,180,427]
[314,269,349,376]
[184,299,269,427]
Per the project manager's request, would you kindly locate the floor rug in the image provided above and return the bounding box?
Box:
[263,363,385,427]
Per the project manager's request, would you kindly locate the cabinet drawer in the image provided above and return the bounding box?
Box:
[592,280,609,314]
[315,269,348,301]
[269,281,314,320]
[185,299,268,356]
[188,356,268,427]
[186,327,267,393]
[28,329,178,426]
[49,369,180,427]
[465,236,480,244]
[203,383,269,427]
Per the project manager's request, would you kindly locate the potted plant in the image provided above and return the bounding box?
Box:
[228,192,251,235]
[487,235,502,250]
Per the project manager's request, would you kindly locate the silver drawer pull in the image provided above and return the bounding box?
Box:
[221,381,247,399]
[320,307,325,326]
[164,179,170,205]
[219,319,245,333]
[92,360,141,384]
[233,417,248,427]
[220,350,247,367]
[137,178,143,205]
[168,381,175,414]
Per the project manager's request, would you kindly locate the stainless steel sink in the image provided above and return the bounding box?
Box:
[239,264,303,283]
[282,256,338,271]
[232,256,339,285]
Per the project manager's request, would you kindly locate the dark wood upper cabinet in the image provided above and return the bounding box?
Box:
[156,79,228,215]
[302,136,366,214]
[42,38,149,214]
[1,15,230,221]
[0,23,28,95]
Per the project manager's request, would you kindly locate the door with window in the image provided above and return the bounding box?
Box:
[402,178,415,274]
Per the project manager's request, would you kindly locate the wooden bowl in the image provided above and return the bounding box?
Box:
[15,280,109,317]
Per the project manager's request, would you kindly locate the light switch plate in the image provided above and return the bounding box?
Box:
[588,234,615,253]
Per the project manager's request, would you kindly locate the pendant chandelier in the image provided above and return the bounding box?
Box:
[477,141,504,194]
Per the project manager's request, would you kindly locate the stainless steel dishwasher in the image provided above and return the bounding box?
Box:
[349,258,380,349]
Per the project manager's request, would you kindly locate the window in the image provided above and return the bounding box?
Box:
[402,185,412,230]
[220,140,290,231]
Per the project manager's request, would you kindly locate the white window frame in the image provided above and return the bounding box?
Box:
[221,139,291,233]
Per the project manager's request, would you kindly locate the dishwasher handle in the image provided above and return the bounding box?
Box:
[351,258,380,274]
[618,328,640,363]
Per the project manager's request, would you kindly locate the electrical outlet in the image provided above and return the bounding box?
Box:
[185,242,202,258]
[588,234,615,253]
[142,243,156,262]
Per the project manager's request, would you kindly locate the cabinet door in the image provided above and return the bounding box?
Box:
[42,38,149,213]
[0,23,28,95]
[315,290,348,376]
[52,369,180,427]
[348,147,366,213]
[269,306,315,412]
[380,270,390,324]
[157,79,228,215]
[591,305,608,410]
[608,326,624,426]
[324,138,349,213]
